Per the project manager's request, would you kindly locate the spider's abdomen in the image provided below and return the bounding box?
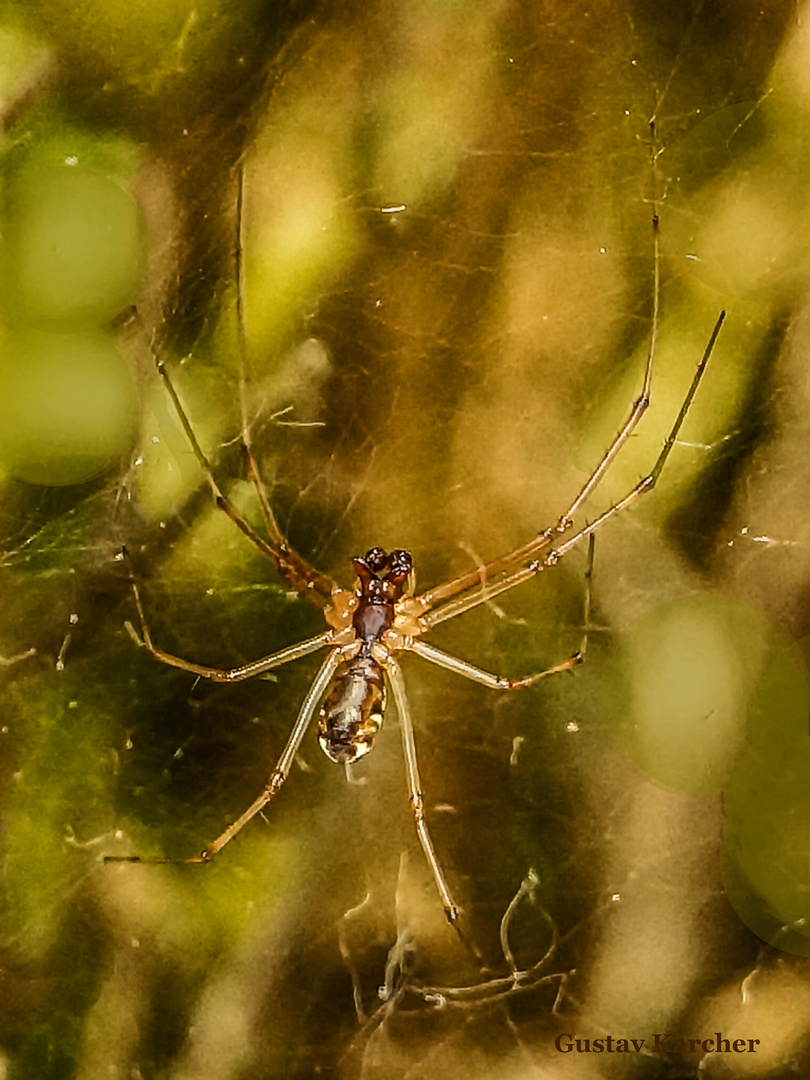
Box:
[317,656,385,764]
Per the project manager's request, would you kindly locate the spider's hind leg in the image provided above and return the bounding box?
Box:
[385,659,496,969]
[385,659,461,924]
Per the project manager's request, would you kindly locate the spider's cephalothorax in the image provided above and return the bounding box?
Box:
[350,547,413,644]
[317,548,413,764]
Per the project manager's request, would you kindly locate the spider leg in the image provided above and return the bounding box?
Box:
[233,182,328,596]
[419,310,724,629]
[411,211,686,619]
[232,159,336,604]
[228,172,294,568]
[153,353,337,605]
[556,215,660,529]
[412,535,594,688]
[106,650,340,865]
[411,639,581,689]
[122,546,333,682]
[385,658,460,924]
[551,310,725,562]
[242,440,290,556]
[0,647,36,666]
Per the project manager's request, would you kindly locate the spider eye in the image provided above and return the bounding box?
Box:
[389,549,413,575]
[363,547,388,572]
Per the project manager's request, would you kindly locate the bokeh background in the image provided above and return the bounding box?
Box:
[2,1,810,1077]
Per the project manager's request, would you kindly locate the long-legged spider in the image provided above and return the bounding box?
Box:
[108,179,725,928]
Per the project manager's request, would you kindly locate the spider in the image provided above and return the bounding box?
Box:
[108,214,725,928]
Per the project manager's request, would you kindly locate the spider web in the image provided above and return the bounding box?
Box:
[2,3,810,1079]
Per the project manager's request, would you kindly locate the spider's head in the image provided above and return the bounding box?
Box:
[352,547,413,604]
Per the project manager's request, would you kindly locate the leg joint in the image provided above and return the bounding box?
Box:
[267,769,285,797]
[410,792,425,822]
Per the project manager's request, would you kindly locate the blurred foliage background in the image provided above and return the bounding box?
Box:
[2,1,810,1078]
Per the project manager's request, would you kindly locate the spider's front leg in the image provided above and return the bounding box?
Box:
[385,658,460,924]
[145,335,337,607]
